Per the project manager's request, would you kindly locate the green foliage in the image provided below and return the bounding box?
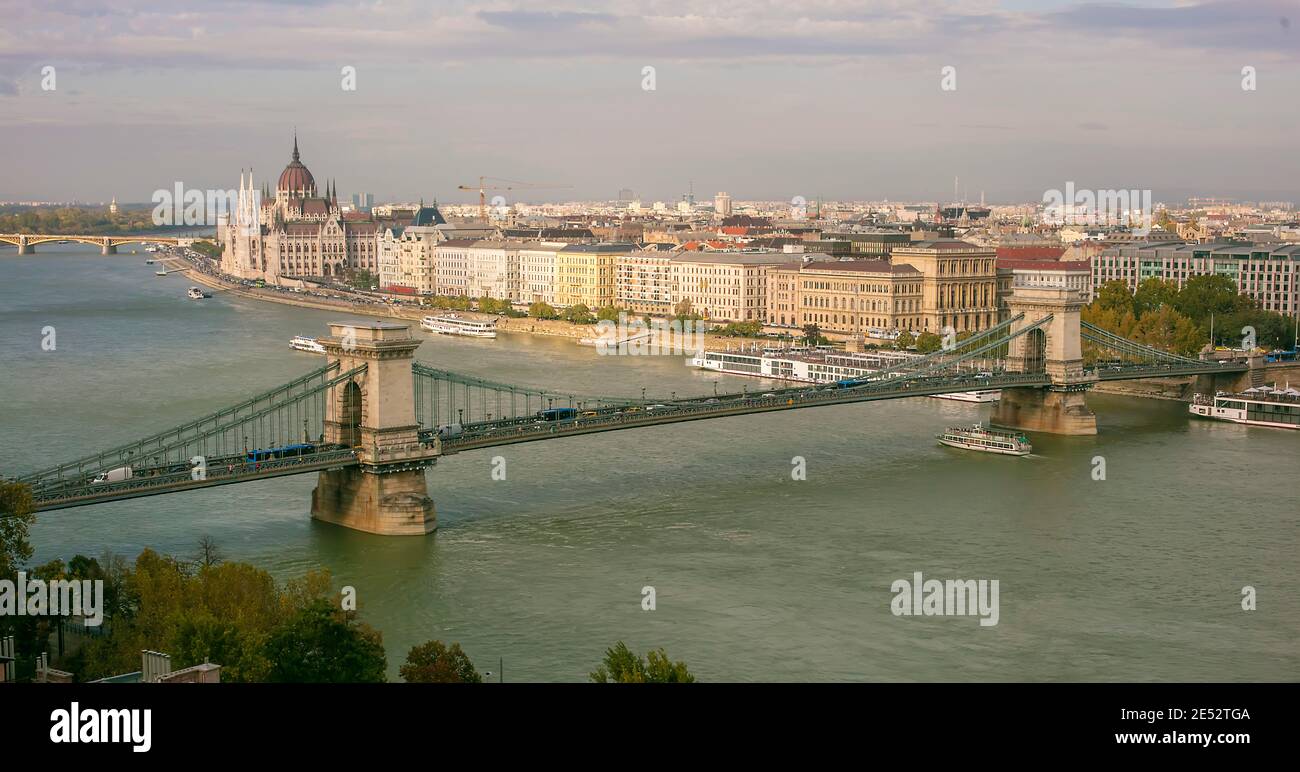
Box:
[264,599,387,683]
[894,330,915,349]
[801,323,825,345]
[590,641,695,683]
[0,206,158,235]
[672,299,703,322]
[562,303,595,324]
[528,301,559,320]
[595,305,625,322]
[1084,273,1294,355]
[0,478,35,580]
[190,240,221,260]
[70,541,345,682]
[343,268,377,290]
[400,640,482,683]
[915,331,943,353]
[477,296,515,315]
[715,320,763,337]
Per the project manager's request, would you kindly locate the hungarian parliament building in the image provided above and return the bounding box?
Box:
[218,136,445,283]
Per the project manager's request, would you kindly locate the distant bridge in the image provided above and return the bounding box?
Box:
[7,282,1248,535]
[0,234,180,255]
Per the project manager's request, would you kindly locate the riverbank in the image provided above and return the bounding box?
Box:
[180,259,774,348]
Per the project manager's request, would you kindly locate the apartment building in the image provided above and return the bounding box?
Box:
[518,242,566,305]
[616,252,675,315]
[1093,241,1300,316]
[556,243,634,309]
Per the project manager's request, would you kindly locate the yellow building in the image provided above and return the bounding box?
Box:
[555,243,633,309]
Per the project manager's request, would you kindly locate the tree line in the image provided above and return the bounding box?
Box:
[1,478,693,683]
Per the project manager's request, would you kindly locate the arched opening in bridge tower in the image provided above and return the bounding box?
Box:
[339,381,362,446]
[1024,328,1046,372]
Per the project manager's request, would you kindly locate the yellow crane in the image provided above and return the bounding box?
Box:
[457,177,572,221]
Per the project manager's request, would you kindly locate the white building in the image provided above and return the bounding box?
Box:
[518,242,566,305]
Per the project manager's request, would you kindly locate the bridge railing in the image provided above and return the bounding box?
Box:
[30,447,359,509]
[18,363,365,491]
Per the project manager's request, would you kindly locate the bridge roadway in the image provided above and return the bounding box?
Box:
[32,447,358,512]
[25,358,1244,513]
[432,360,1243,454]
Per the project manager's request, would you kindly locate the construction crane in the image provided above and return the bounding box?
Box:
[457,177,572,221]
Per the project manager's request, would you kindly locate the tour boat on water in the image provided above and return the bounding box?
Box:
[289,336,326,354]
[421,314,498,339]
[937,423,1032,456]
[1189,387,1300,430]
[187,286,211,300]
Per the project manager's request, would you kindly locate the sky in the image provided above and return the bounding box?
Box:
[0,0,1297,206]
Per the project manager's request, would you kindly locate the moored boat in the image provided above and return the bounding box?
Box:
[1190,387,1300,430]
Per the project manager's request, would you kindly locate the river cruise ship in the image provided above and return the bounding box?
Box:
[1189,387,1300,430]
[690,346,999,403]
[937,423,1032,456]
[689,346,914,384]
[289,336,326,354]
[932,389,1001,403]
[421,314,498,339]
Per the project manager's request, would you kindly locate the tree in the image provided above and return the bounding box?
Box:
[1094,280,1136,317]
[673,299,695,319]
[563,303,595,324]
[596,305,625,322]
[1133,277,1180,317]
[915,331,943,353]
[400,640,482,683]
[894,330,915,350]
[528,301,559,320]
[194,535,223,569]
[0,478,35,580]
[1174,274,1249,321]
[264,599,387,683]
[590,641,695,683]
[801,323,822,345]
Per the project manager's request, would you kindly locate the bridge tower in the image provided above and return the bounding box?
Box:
[311,322,437,535]
[991,283,1098,435]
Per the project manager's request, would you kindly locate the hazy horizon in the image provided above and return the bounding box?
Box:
[2,0,1297,205]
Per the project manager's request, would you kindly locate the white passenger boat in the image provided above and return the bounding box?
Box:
[1189,387,1300,430]
[937,423,1032,456]
[421,314,498,339]
[289,335,326,354]
[187,286,211,299]
[931,390,1001,403]
[689,346,915,384]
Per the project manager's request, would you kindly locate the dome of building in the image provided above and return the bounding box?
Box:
[277,135,316,196]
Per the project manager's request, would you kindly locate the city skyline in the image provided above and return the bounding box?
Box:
[2,0,1298,203]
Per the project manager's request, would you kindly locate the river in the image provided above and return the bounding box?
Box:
[1,245,1297,681]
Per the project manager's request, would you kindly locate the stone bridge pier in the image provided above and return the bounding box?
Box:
[311,322,438,535]
[991,284,1099,435]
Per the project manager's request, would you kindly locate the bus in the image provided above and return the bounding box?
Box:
[537,407,578,422]
[246,443,315,463]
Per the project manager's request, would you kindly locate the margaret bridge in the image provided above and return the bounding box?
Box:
[4,284,1250,535]
[0,234,181,255]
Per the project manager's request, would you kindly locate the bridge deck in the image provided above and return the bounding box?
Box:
[32,448,358,513]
